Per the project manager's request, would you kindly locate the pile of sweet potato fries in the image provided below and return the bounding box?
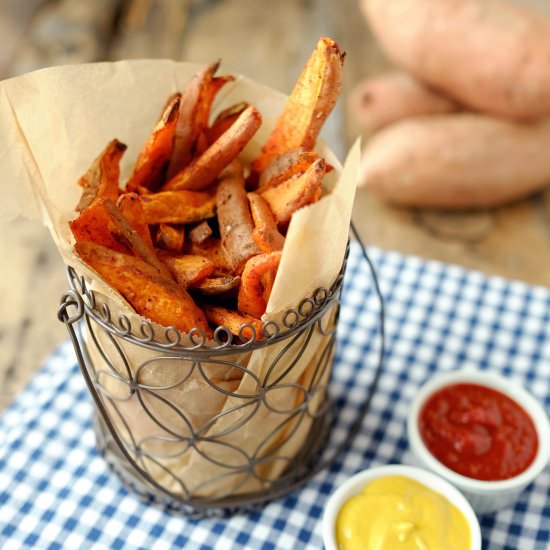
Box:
[70,38,344,338]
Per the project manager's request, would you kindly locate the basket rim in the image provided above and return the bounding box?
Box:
[60,244,349,356]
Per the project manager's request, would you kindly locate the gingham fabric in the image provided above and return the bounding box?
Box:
[1,242,550,550]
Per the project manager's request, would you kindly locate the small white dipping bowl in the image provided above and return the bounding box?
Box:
[322,464,481,550]
[408,370,550,514]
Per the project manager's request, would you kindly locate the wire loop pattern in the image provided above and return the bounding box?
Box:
[58,237,385,517]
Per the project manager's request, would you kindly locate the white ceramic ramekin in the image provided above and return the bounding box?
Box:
[322,464,481,550]
[408,370,550,514]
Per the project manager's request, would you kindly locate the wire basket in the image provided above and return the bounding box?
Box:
[58,234,384,518]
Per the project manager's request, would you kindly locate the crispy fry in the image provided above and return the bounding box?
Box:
[159,253,215,287]
[140,189,216,224]
[260,158,325,226]
[71,198,173,280]
[203,305,262,340]
[76,139,127,211]
[217,161,260,272]
[238,252,282,318]
[162,105,262,191]
[155,224,185,252]
[75,241,210,334]
[251,37,344,174]
[207,102,249,144]
[116,192,153,248]
[186,238,230,273]
[126,93,181,192]
[167,62,233,177]
[258,149,322,191]
[248,193,285,253]
[188,221,213,244]
[192,275,241,296]
[70,199,129,253]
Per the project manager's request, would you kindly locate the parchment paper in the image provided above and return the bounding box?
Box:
[0,60,359,497]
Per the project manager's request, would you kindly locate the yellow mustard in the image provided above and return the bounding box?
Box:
[336,475,471,550]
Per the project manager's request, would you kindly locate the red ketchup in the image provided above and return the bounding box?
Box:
[419,383,538,481]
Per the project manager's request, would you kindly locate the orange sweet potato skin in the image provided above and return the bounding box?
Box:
[349,72,459,133]
[251,38,344,174]
[358,114,550,208]
[75,241,210,333]
[362,0,550,120]
[163,106,262,192]
[139,190,216,224]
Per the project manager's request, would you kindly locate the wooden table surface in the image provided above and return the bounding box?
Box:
[2,0,550,410]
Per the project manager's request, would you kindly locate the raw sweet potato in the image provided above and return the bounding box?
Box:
[140,189,216,224]
[159,253,215,287]
[77,139,127,211]
[216,161,260,271]
[362,0,550,120]
[202,305,262,339]
[358,114,550,208]
[126,93,181,191]
[251,37,344,174]
[238,252,281,318]
[162,105,262,192]
[248,193,285,253]
[349,72,459,133]
[260,159,325,225]
[75,241,210,333]
[155,223,185,252]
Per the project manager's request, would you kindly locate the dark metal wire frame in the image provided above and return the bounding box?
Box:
[57,227,385,517]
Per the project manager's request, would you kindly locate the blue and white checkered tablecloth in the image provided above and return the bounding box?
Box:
[2,242,550,549]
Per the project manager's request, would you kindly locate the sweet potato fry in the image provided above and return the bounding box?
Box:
[192,275,241,296]
[126,93,181,192]
[162,105,262,191]
[260,159,325,226]
[248,193,285,253]
[75,241,210,334]
[70,199,129,253]
[167,62,234,177]
[207,102,249,144]
[217,161,260,271]
[116,192,153,248]
[188,221,213,244]
[258,149,322,191]
[71,198,173,281]
[159,253,215,287]
[251,38,344,174]
[140,189,216,224]
[238,252,282,318]
[186,238,230,273]
[155,224,185,252]
[203,305,262,340]
[76,139,127,211]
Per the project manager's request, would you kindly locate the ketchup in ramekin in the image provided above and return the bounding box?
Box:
[419,383,538,481]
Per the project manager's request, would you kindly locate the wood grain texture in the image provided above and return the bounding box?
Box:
[2,0,550,410]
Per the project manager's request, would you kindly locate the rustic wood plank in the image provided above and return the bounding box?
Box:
[332,0,550,287]
[10,0,121,75]
[180,0,345,157]
[110,0,190,60]
[0,0,46,79]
